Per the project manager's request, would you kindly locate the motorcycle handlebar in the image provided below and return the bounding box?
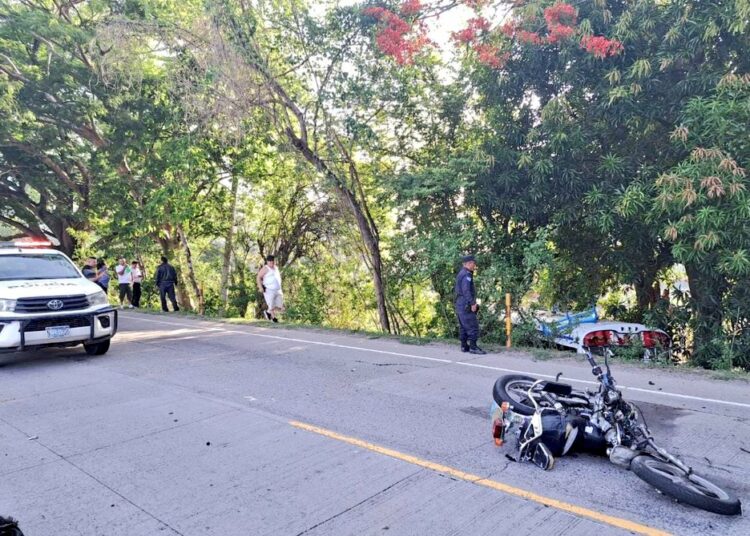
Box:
[583,347,614,388]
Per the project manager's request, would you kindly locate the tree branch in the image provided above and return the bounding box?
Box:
[0,213,43,237]
[3,142,83,196]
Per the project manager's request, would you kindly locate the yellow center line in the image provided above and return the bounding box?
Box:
[289,420,672,536]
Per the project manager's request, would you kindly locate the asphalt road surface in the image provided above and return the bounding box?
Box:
[1,312,749,536]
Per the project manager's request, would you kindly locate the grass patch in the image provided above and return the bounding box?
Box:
[708,368,750,382]
[529,347,570,361]
[398,336,430,346]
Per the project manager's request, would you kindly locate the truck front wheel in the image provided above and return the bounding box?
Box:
[83,340,110,356]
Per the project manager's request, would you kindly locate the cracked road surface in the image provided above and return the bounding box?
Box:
[1,312,749,535]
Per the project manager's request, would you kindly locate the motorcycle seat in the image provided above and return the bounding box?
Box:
[541,381,573,396]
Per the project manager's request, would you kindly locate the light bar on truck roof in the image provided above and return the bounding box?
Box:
[0,237,53,248]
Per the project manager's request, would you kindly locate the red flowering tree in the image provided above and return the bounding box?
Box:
[543,3,577,43]
[363,1,624,67]
[363,3,430,65]
[580,35,624,58]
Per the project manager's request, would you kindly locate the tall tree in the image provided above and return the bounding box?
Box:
[0,0,116,253]
[651,75,750,367]
[167,0,396,331]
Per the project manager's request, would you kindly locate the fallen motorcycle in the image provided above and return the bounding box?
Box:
[490,335,742,516]
[0,516,24,536]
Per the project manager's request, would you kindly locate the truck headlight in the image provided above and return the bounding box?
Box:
[87,291,109,306]
[0,299,16,312]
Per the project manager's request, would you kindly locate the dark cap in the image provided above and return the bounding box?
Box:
[462,254,476,263]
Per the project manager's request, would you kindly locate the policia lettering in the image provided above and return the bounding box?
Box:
[454,255,486,355]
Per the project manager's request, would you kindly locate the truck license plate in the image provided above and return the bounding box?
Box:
[46,326,71,339]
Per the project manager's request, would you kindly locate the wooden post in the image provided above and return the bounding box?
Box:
[505,293,512,348]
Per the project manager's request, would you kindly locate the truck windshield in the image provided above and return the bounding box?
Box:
[0,254,81,281]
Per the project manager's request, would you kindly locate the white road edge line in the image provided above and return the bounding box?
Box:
[120,314,750,410]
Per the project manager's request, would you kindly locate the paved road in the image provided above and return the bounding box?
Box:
[1,312,748,536]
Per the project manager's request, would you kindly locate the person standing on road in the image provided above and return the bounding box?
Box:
[455,254,486,355]
[257,255,284,322]
[115,257,134,309]
[131,260,143,308]
[155,256,180,312]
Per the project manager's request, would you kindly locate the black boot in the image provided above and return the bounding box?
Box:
[469,343,486,355]
[461,340,470,352]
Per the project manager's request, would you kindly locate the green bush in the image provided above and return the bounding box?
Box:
[511,317,545,348]
[283,268,327,325]
[611,339,646,362]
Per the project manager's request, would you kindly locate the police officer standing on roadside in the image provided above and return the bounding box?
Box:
[155,256,180,312]
[455,254,486,354]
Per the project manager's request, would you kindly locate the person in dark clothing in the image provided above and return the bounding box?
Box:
[81,257,97,281]
[455,254,486,354]
[95,259,110,292]
[155,256,180,312]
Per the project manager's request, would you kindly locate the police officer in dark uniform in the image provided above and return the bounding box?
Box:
[155,256,180,312]
[455,254,486,354]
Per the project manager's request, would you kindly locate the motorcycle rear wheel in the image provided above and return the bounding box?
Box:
[631,455,741,515]
[493,375,545,415]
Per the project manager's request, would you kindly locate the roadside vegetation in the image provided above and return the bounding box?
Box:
[2,0,749,371]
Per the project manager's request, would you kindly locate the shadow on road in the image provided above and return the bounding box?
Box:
[0,347,102,369]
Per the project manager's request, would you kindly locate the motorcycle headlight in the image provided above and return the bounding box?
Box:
[0,298,16,312]
[87,291,109,306]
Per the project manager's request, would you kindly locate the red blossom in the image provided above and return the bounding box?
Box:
[462,0,490,8]
[500,21,516,37]
[400,0,423,16]
[364,5,429,65]
[452,27,477,43]
[517,30,543,45]
[451,17,492,44]
[580,35,624,58]
[363,7,389,19]
[469,16,491,32]
[544,3,577,27]
[546,23,575,44]
[472,43,509,68]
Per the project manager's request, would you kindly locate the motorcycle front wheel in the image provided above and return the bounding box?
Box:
[631,455,741,515]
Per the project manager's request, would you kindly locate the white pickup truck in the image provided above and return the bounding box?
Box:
[0,239,117,355]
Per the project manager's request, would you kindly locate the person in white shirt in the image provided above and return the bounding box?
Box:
[256,255,284,322]
[131,260,144,308]
[115,257,133,309]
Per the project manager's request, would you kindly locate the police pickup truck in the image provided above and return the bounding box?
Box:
[0,239,117,355]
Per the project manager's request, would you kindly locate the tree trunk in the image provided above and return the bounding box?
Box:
[287,132,391,333]
[327,185,390,332]
[209,7,390,331]
[42,215,78,257]
[178,226,205,315]
[219,172,240,316]
[231,255,253,317]
[685,261,726,367]
[360,223,390,333]
[634,268,660,314]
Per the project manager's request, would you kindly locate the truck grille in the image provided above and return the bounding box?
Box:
[25,316,91,332]
[15,295,89,313]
